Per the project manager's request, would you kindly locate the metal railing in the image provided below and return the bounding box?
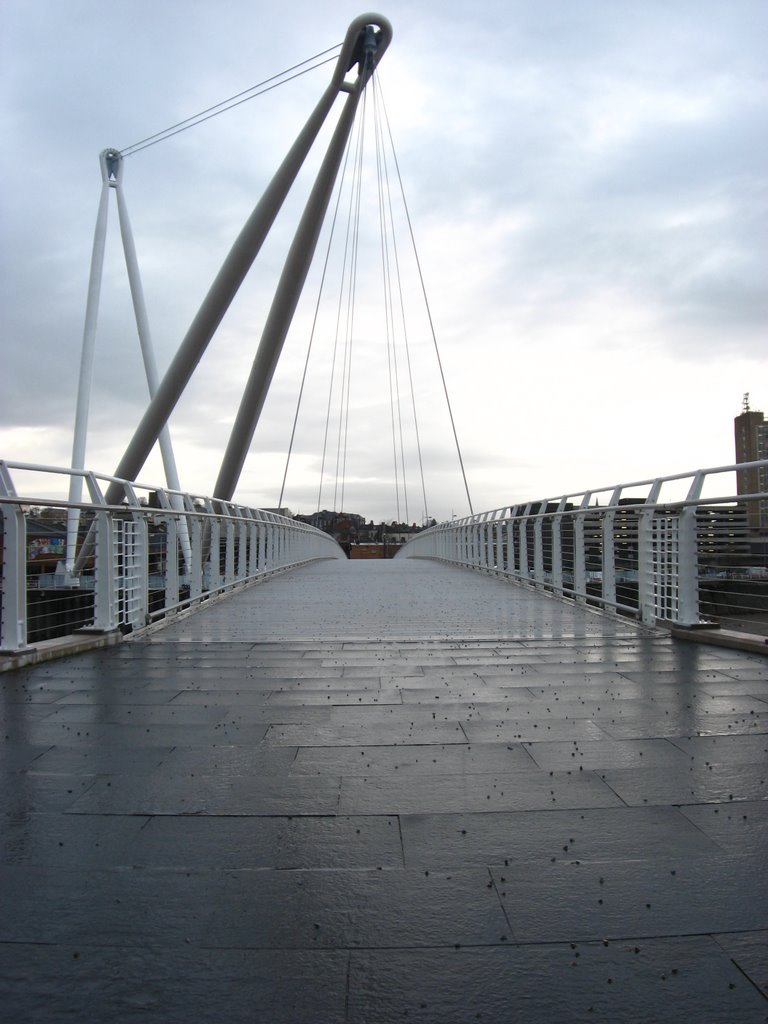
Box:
[0,461,344,652]
[398,462,768,635]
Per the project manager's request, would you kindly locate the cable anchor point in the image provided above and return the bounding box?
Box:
[100,148,123,187]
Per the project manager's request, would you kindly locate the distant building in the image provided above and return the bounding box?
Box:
[26,518,67,572]
[294,510,367,547]
[293,511,425,556]
[734,395,768,532]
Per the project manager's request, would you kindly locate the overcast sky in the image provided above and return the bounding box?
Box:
[1,0,766,522]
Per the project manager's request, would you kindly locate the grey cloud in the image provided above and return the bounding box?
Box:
[2,0,766,520]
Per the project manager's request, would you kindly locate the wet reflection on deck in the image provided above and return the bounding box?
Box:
[2,559,767,1021]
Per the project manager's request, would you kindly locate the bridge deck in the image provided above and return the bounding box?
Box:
[2,558,767,1022]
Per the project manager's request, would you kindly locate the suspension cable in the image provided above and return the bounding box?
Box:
[316,110,365,512]
[377,81,475,516]
[119,45,341,157]
[373,87,404,522]
[272,68,470,522]
[337,86,369,513]
[277,129,355,511]
[373,76,430,521]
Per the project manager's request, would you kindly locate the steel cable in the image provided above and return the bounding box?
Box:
[376,81,475,516]
[119,46,341,157]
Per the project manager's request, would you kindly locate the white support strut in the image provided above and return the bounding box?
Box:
[67,150,192,575]
[112,152,192,571]
[64,151,112,575]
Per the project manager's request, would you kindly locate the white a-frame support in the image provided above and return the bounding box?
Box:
[65,149,192,575]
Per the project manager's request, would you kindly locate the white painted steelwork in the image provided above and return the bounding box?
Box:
[398,462,768,632]
[0,461,343,652]
[101,14,392,510]
[66,149,191,574]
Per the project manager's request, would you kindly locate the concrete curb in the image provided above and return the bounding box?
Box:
[671,625,768,657]
[0,630,122,673]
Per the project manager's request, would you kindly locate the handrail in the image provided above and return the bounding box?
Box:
[398,461,768,634]
[443,461,768,525]
[0,461,343,653]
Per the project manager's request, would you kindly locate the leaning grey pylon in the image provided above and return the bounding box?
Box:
[103,14,392,511]
[214,19,389,500]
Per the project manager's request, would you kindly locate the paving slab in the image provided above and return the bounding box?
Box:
[340,768,623,815]
[713,931,768,998]
[202,866,509,949]
[2,557,766,1022]
[0,945,350,1024]
[678,799,768,856]
[263,720,468,747]
[68,771,341,816]
[292,740,533,777]
[523,737,692,771]
[346,939,768,1024]
[599,762,768,805]
[399,805,724,868]
[490,852,768,942]
[129,813,403,870]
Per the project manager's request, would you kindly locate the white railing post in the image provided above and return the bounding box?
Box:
[573,493,592,604]
[131,513,149,628]
[237,518,248,579]
[638,480,663,625]
[518,505,531,581]
[248,519,259,577]
[552,497,567,593]
[164,516,180,609]
[677,474,704,625]
[506,515,516,574]
[207,507,221,591]
[602,486,622,609]
[91,510,118,632]
[258,521,267,571]
[224,516,236,585]
[533,509,545,586]
[265,521,274,570]
[0,503,28,651]
[190,515,204,601]
[573,516,585,602]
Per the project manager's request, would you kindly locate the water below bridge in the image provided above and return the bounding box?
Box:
[2,558,767,1021]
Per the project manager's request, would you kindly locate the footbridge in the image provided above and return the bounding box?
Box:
[1,461,767,1022]
[2,12,767,1023]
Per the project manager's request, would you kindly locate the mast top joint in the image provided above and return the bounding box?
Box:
[100,148,122,187]
[335,12,392,91]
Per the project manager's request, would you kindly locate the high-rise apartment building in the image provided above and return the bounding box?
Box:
[734,395,768,532]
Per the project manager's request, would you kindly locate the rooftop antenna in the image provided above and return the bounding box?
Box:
[743,392,750,413]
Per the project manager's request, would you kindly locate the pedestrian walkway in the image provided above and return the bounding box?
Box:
[2,559,767,1021]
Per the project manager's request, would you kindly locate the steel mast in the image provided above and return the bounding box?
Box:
[102,13,392,510]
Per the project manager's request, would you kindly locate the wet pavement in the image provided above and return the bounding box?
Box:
[2,558,767,1022]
